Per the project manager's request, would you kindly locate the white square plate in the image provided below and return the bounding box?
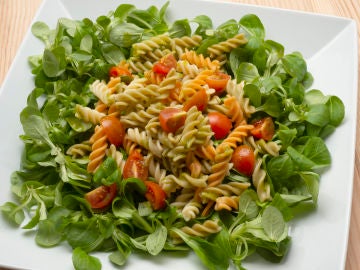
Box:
[0,0,357,269]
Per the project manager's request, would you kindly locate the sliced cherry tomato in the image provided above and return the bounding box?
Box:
[183,88,208,112]
[250,117,275,141]
[109,66,132,78]
[85,183,117,209]
[231,145,255,176]
[159,107,186,133]
[152,54,177,75]
[207,112,232,140]
[144,181,167,210]
[100,116,125,147]
[123,150,148,181]
[205,72,231,93]
[152,63,170,75]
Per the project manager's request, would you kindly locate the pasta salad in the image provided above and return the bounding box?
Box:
[1,2,345,270]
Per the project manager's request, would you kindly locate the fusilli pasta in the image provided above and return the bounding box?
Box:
[79,31,278,222]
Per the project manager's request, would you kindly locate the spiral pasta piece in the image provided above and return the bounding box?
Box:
[226,79,255,117]
[200,159,213,175]
[214,196,239,211]
[171,35,202,57]
[176,60,200,78]
[207,144,233,187]
[194,143,216,162]
[201,181,250,202]
[186,152,202,178]
[225,79,244,100]
[122,133,138,155]
[114,83,159,113]
[221,124,254,149]
[170,188,195,209]
[242,98,256,117]
[206,95,229,115]
[107,76,123,94]
[159,171,199,189]
[181,220,222,237]
[132,34,171,57]
[126,128,163,158]
[145,117,163,138]
[87,125,108,173]
[213,54,228,67]
[94,101,108,114]
[155,69,182,101]
[207,33,247,58]
[179,69,214,101]
[106,144,126,171]
[128,58,153,74]
[178,172,208,188]
[182,200,202,221]
[66,140,92,158]
[119,76,148,91]
[120,102,165,129]
[245,136,281,157]
[159,174,181,194]
[180,49,220,71]
[165,107,211,165]
[144,69,165,85]
[90,80,114,105]
[224,95,246,126]
[157,130,181,149]
[145,153,167,184]
[252,157,271,202]
[75,104,105,125]
[140,48,172,62]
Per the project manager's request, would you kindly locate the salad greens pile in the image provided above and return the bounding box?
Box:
[1,2,344,270]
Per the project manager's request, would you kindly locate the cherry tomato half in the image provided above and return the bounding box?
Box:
[123,151,148,181]
[159,107,186,133]
[144,181,167,210]
[231,145,255,176]
[109,66,132,78]
[152,63,170,75]
[183,88,208,112]
[208,112,232,140]
[100,116,125,147]
[85,183,117,209]
[152,54,177,75]
[205,72,231,93]
[251,117,275,141]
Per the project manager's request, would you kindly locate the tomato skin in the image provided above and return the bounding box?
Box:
[152,54,177,75]
[205,72,231,93]
[123,151,148,181]
[144,181,166,210]
[152,63,170,75]
[183,88,208,112]
[251,117,275,141]
[85,183,117,209]
[161,54,177,69]
[109,66,132,78]
[231,145,255,176]
[207,112,232,140]
[159,107,186,133]
[100,116,125,147]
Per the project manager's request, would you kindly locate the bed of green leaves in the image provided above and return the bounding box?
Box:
[0,2,344,270]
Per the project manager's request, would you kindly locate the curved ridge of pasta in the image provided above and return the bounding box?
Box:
[87,125,108,173]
